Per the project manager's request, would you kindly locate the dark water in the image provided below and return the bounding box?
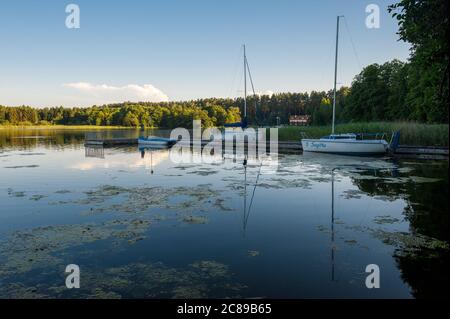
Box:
[0,128,448,299]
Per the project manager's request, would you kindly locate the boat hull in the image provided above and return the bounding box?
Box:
[301,139,388,155]
[138,137,176,147]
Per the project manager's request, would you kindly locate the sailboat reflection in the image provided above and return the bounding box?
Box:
[331,167,337,282]
[328,162,399,282]
[140,147,154,174]
[242,157,263,236]
[139,146,171,174]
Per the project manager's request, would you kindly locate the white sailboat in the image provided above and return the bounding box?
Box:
[302,133,390,155]
[301,16,398,155]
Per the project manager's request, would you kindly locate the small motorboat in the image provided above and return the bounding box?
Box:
[138,136,177,147]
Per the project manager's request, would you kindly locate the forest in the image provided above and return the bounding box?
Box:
[0,0,448,128]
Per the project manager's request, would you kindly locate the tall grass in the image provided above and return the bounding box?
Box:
[277,122,449,146]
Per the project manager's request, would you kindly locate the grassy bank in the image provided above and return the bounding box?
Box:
[277,122,449,147]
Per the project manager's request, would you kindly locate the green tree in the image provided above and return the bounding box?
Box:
[122,112,140,127]
[389,0,449,123]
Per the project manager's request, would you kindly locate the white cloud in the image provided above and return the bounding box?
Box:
[244,90,274,97]
[257,90,274,97]
[63,82,169,105]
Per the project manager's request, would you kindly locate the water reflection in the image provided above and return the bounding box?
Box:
[348,160,449,298]
[85,146,104,159]
[0,129,448,298]
[139,146,173,174]
[331,168,336,282]
[242,158,262,236]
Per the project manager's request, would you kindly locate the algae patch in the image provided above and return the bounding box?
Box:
[182,215,209,224]
[29,194,47,201]
[7,188,26,197]
[60,183,228,215]
[247,250,260,257]
[371,229,449,252]
[0,218,152,275]
[341,189,365,200]
[54,190,71,194]
[373,215,401,225]
[187,169,219,176]
[191,260,229,277]
[0,260,246,299]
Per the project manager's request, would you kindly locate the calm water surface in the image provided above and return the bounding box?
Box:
[0,128,448,298]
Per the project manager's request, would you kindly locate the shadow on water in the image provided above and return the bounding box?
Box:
[350,160,448,298]
[291,152,448,298]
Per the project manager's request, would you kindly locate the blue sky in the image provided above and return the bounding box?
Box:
[0,0,410,107]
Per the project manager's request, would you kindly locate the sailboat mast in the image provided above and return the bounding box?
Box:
[244,44,247,118]
[332,16,341,135]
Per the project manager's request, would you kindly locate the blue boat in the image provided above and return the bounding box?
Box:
[138,136,177,147]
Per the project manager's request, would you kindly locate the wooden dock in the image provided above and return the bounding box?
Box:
[85,138,138,146]
[85,138,301,151]
[84,138,448,158]
[392,146,449,160]
[393,145,449,156]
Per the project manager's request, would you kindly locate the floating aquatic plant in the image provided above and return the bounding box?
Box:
[181,215,208,224]
[29,194,46,201]
[371,229,449,252]
[0,260,246,299]
[341,189,365,199]
[373,215,401,225]
[0,218,152,275]
[48,183,230,216]
[247,250,260,257]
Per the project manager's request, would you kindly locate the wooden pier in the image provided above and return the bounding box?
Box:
[393,145,449,156]
[392,145,449,160]
[85,138,138,146]
[84,138,448,158]
[85,138,301,151]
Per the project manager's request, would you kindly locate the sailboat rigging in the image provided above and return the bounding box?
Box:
[225,45,257,129]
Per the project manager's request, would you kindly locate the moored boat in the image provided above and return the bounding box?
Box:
[300,16,398,156]
[301,133,390,155]
[138,136,177,147]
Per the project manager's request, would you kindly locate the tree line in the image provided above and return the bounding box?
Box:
[0,102,241,128]
[0,92,344,127]
[1,0,447,127]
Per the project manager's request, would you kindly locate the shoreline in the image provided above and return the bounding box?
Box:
[0,125,141,130]
[1,123,449,147]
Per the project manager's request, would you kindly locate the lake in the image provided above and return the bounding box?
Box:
[0,128,448,299]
